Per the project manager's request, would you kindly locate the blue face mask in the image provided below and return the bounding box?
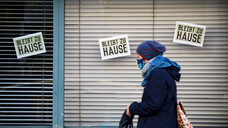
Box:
[137,58,145,70]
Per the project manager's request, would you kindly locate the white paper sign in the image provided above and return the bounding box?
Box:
[173,21,206,47]
[99,35,131,60]
[13,32,46,59]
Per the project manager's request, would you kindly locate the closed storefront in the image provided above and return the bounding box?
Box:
[64,0,228,127]
[0,0,228,128]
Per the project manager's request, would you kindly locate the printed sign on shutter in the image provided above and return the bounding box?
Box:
[173,21,206,47]
[99,35,131,60]
[13,32,46,59]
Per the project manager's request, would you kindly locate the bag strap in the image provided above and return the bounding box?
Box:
[178,101,187,116]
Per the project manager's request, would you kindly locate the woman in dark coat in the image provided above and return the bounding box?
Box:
[126,40,181,128]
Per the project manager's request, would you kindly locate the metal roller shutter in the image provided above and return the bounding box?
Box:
[155,0,228,127]
[64,0,80,126]
[64,0,228,127]
[64,0,153,126]
[0,0,53,126]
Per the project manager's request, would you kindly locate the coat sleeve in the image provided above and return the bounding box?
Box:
[129,69,168,116]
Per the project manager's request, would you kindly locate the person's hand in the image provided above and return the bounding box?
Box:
[126,105,131,117]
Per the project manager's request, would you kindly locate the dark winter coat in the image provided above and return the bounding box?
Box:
[129,67,180,128]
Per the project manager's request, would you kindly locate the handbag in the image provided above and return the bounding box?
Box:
[119,110,134,128]
[177,101,193,128]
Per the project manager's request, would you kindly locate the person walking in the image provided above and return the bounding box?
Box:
[126,40,181,128]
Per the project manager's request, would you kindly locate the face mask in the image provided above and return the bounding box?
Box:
[137,58,145,70]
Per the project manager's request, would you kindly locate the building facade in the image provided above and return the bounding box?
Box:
[0,0,228,128]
